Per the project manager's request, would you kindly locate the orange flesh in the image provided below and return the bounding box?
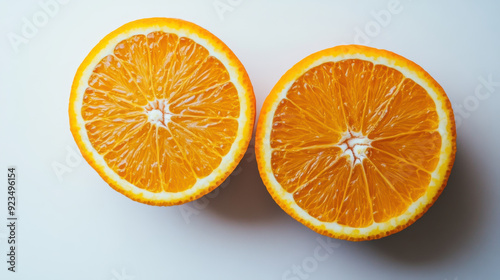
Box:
[81,31,240,193]
[270,60,442,227]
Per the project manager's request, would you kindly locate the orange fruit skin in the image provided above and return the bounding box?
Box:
[255,45,456,241]
[69,18,255,206]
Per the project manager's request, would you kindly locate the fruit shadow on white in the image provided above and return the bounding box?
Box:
[183,144,284,224]
[366,140,485,265]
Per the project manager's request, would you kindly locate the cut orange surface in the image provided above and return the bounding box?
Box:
[256,45,456,241]
[69,18,255,205]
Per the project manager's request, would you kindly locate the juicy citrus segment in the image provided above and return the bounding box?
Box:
[270,98,342,150]
[146,31,178,97]
[102,123,162,193]
[169,116,239,177]
[336,164,373,228]
[84,114,147,154]
[367,78,440,138]
[359,64,405,134]
[164,38,210,98]
[333,59,377,132]
[113,35,156,101]
[88,55,148,106]
[362,159,410,223]
[256,45,456,241]
[81,88,143,121]
[293,156,350,222]
[271,147,341,193]
[286,63,347,134]
[155,127,197,193]
[169,82,239,118]
[173,116,238,156]
[371,131,442,172]
[70,18,255,205]
[173,55,231,100]
[367,148,432,202]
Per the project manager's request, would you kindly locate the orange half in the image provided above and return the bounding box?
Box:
[256,45,456,241]
[69,18,255,205]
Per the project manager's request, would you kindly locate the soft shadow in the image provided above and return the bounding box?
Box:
[193,143,284,223]
[367,141,485,264]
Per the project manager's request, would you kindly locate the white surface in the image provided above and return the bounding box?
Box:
[1,0,499,279]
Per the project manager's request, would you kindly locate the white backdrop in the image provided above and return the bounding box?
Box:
[1,0,499,279]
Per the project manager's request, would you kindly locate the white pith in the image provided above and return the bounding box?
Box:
[338,130,371,165]
[145,99,172,128]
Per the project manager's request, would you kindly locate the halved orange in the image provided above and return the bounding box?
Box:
[69,18,255,205]
[256,45,456,241]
